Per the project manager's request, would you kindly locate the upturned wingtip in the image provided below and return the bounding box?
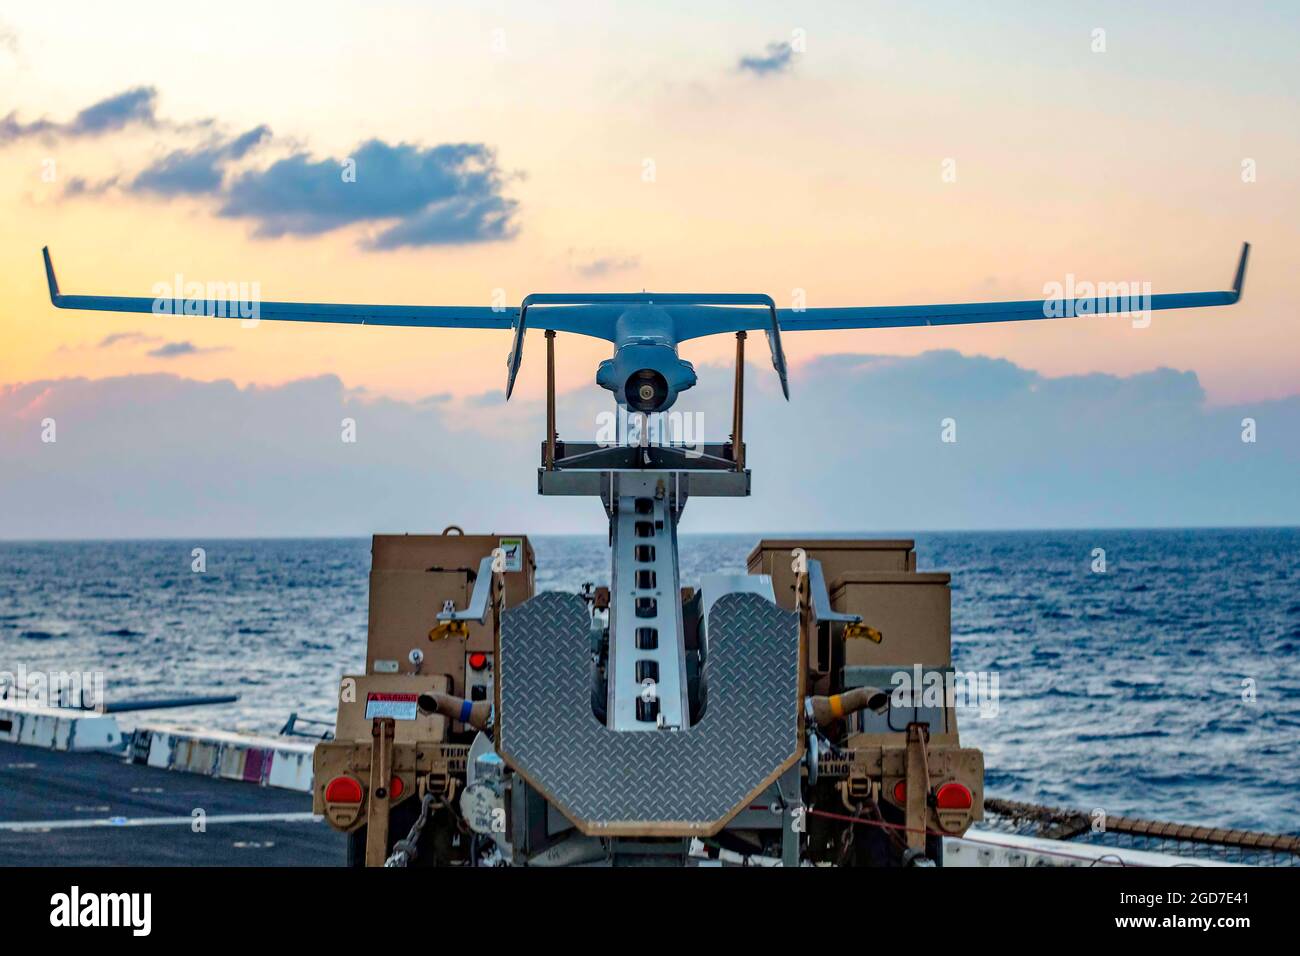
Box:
[42,246,61,304]
[1232,242,1250,299]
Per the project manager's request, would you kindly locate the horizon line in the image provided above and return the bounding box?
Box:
[2,523,1297,545]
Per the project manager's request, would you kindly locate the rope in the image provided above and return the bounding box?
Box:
[984,797,1300,855]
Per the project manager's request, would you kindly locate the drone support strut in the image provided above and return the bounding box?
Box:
[545,329,557,470]
[731,331,746,471]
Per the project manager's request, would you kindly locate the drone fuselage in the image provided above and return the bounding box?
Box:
[595,304,697,413]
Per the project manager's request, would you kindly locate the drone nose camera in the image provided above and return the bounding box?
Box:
[625,368,669,412]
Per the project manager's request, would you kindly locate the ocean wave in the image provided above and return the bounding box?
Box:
[1075,729,1169,743]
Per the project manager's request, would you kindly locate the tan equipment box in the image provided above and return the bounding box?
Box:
[370,533,535,606]
[829,571,952,669]
[366,533,534,698]
[747,539,916,610]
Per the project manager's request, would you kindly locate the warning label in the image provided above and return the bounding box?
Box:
[365,692,419,720]
[498,538,523,572]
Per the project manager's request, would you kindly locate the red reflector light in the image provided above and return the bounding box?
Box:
[389,776,404,800]
[325,776,363,804]
[935,782,973,810]
[468,652,488,671]
[892,780,906,803]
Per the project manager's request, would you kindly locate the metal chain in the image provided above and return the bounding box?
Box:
[834,794,908,865]
[384,792,437,868]
[836,804,862,865]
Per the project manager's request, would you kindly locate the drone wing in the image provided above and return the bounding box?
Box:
[43,248,513,330]
[44,243,1249,403]
[41,247,627,340]
[673,243,1249,338]
[779,241,1247,331]
[42,247,627,396]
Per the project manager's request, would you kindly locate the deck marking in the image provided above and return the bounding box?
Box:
[0,811,321,832]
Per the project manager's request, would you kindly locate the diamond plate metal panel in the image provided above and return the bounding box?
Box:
[497,590,800,834]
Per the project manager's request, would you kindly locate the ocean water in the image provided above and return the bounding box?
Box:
[1,529,1297,833]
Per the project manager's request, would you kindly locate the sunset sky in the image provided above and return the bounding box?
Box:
[1,2,1297,535]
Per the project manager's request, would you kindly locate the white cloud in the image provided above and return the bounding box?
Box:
[1,352,1295,539]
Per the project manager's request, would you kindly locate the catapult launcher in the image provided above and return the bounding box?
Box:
[41,243,1249,865]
